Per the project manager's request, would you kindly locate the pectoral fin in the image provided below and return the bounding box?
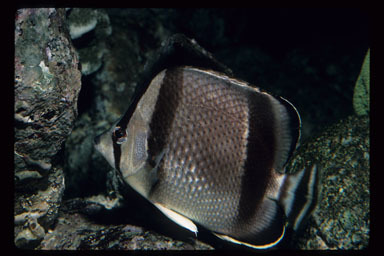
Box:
[154,203,198,236]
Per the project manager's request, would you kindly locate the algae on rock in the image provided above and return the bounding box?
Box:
[353,49,370,116]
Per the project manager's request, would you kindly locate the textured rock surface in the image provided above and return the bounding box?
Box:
[66,8,112,76]
[38,198,213,250]
[14,8,81,248]
[39,213,213,250]
[290,115,369,249]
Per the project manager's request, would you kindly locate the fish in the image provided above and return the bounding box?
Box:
[94,66,318,249]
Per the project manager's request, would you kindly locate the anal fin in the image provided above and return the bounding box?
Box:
[213,225,285,250]
[214,198,286,249]
[154,203,198,236]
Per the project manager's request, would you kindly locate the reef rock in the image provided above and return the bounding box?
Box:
[14,8,81,248]
[289,114,369,249]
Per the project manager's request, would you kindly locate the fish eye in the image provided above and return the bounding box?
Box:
[113,126,127,144]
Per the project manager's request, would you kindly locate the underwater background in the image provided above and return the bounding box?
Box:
[14,8,369,249]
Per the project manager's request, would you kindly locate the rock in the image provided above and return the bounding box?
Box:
[288,115,369,249]
[66,8,112,76]
[38,199,213,250]
[14,8,81,248]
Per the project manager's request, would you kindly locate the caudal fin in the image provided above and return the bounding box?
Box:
[279,164,320,231]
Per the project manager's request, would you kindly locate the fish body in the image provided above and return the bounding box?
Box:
[94,66,318,249]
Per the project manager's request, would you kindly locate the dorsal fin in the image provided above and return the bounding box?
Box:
[268,95,301,172]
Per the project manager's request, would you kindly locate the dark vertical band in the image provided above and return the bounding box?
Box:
[147,68,183,161]
[238,92,276,223]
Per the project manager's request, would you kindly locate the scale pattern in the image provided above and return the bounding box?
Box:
[149,68,251,233]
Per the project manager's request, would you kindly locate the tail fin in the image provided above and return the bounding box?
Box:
[279,164,320,231]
